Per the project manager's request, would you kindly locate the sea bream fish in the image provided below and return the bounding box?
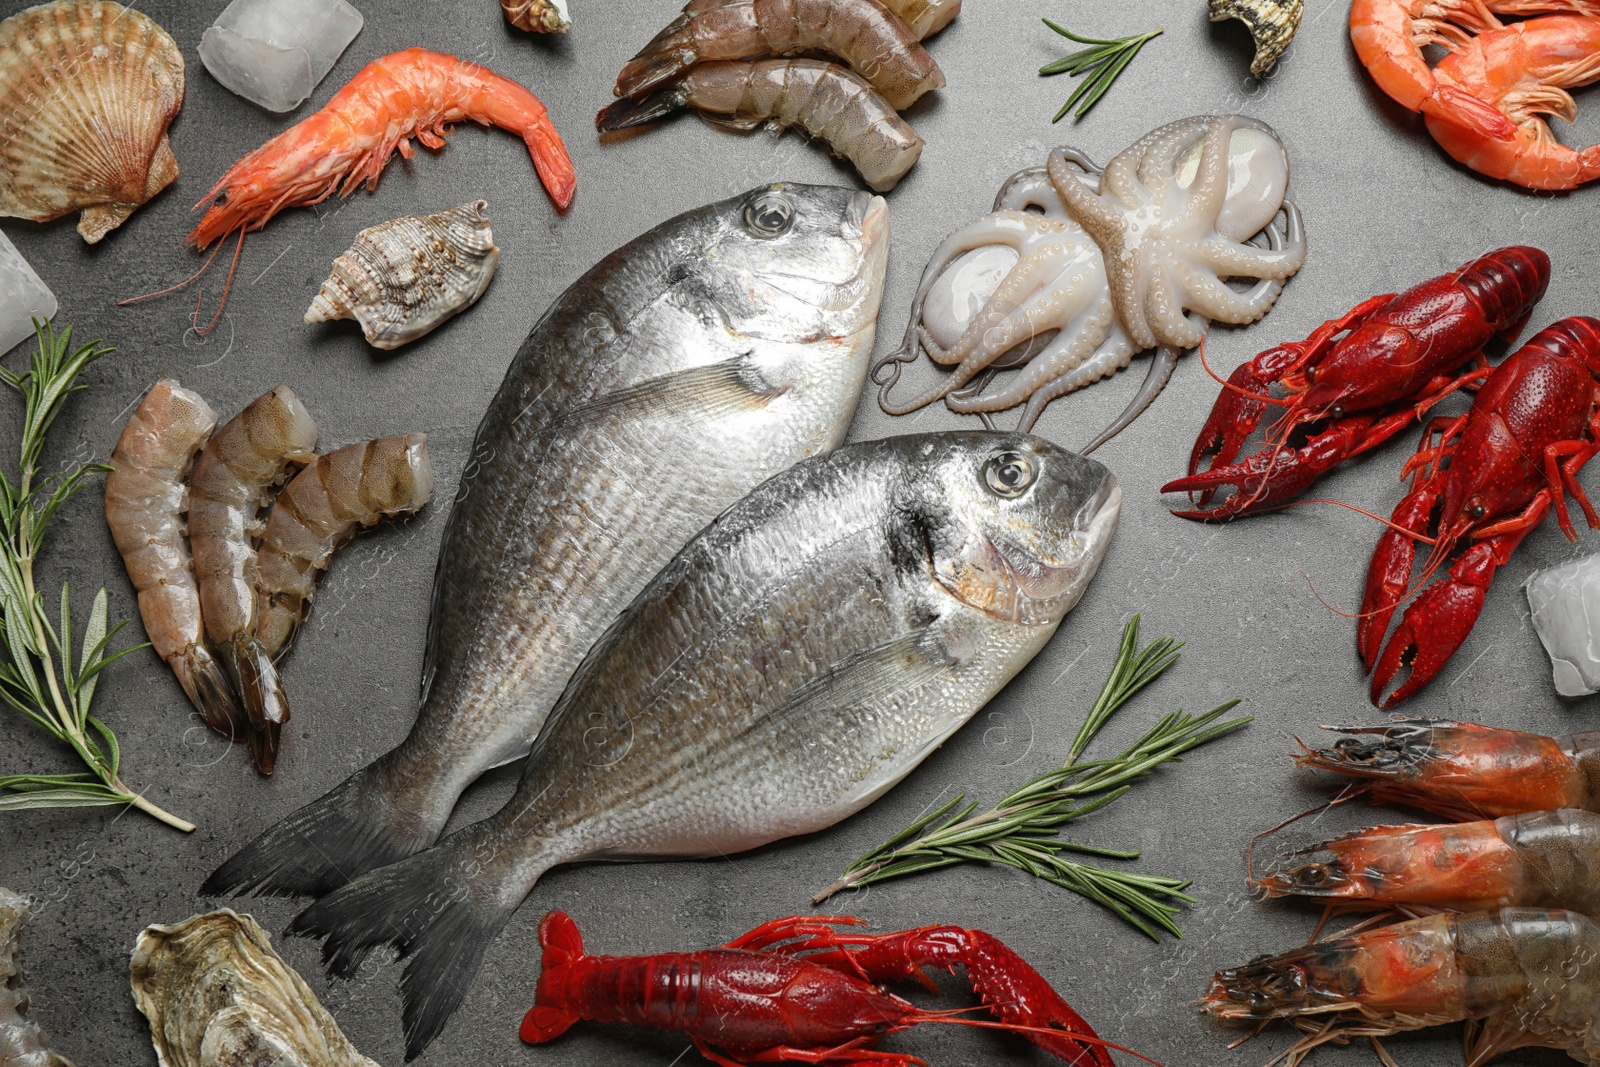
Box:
[290,430,1122,1058]
[206,183,889,899]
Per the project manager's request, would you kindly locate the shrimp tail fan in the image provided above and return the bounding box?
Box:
[596,87,687,133]
[289,838,538,1060]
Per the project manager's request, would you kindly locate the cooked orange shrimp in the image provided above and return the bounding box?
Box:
[1258,809,1600,914]
[1425,14,1600,188]
[614,0,944,111]
[188,48,575,251]
[1205,909,1600,1067]
[881,0,961,38]
[104,380,245,740]
[597,59,924,192]
[189,386,318,776]
[1297,718,1600,821]
[255,434,434,663]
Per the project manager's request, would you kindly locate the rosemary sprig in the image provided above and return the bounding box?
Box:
[1040,20,1164,122]
[814,616,1248,939]
[0,320,193,832]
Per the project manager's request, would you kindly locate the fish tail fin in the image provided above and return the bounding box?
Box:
[519,911,584,1043]
[290,835,536,1060]
[172,643,248,741]
[596,86,687,133]
[201,758,439,899]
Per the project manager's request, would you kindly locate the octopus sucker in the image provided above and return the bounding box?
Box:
[874,114,1307,445]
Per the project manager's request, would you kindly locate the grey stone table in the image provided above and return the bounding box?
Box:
[0,0,1593,1065]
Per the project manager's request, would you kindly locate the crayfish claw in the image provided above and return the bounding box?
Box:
[1369,566,1489,708]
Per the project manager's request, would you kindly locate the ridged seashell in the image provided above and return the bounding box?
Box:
[1209,0,1303,77]
[306,201,501,351]
[0,1,184,243]
[503,0,570,33]
[0,888,76,1067]
[130,910,378,1067]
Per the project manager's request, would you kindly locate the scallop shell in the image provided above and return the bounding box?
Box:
[503,0,570,33]
[0,888,76,1067]
[0,1,184,243]
[306,200,501,351]
[1209,0,1303,77]
[130,910,378,1067]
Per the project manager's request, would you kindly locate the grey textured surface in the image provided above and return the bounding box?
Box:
[0,0,1594,1065]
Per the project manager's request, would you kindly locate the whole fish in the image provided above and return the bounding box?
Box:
[290,430,1122,1058]
[206,184,889,899]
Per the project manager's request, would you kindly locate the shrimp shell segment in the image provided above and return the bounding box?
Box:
[306,201,501,351]
[0,1,184,243]
[255,433,434,661]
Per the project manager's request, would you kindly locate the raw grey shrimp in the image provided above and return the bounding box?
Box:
[614,0,945,111]
[597,59,923,192]
[1258,808,1600,914]
[1298,718,1600,820]
[189,385,318,776]
[255,434,434,663]
[104,380,245,739]
[1205,908,1600,1066]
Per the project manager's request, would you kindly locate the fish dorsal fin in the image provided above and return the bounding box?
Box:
[755,631,956,736]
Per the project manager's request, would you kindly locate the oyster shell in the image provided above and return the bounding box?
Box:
[1209,0,1302,77]
[503,0,570,33]
[306,201,501,351]
[130,910,378,1067]
[0,888,75,1067]
[0,1,184,243]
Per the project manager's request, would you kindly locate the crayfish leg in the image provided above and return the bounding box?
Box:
[699,1036,922,1066]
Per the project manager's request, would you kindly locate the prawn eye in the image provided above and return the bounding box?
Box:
[743,191,795,238]
[985,451,1035,497]
[1293,863,1332,887]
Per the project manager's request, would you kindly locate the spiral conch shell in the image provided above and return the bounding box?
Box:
[130,910,378,1067]
[0,1,184,243]
[503,0,571,33]
[1209,0,1303,77]
[307,201,501,351]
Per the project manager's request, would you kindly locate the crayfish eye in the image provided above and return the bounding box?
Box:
[985,450,1035,497]
[1468,501,1487,520]
[1329,404,1344,419]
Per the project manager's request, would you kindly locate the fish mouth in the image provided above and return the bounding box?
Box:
[1074,478,1121,534]
[845,192,889,251]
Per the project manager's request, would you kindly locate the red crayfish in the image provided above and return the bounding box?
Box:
[521,911,1122,1067]
[1162,246,1550,520]
[1361,316,1600,707]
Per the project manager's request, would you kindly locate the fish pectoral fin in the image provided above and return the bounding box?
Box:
[754,631,956,735]
[566,355,787,428]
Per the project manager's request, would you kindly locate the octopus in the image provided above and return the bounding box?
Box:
[874,114,1307,449]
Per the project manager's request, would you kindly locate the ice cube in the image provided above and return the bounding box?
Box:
[0,229,57,356]
[199,0,364,113]
[1526,555,1600,697]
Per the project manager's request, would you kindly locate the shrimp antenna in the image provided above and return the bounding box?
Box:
[1242,787,1362,890]
[191,228,247,336]
[117,235,228,305]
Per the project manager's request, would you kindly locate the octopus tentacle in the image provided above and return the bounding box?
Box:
[946,297,1115,414]
[1182,265,1284,323]
[1014,329,1140,434]
[1178,117,1239,226]
[1080,343,1179,454]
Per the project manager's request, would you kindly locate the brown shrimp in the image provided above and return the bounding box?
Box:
[1297,718,1600,820]
[104,381,245,739]
[1205,908,1600,1066]
[1258,809,1600,914]
[614,0,945,110]
[255,434,434,663]
[597,59,924,192]
[189,386,318,776]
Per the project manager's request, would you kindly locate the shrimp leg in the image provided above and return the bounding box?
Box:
[105,381,245,738]
[255,434,435,664]
[189,386,318,775]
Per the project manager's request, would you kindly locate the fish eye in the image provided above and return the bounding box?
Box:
[984,451,1035,497]
[743,191,795,238]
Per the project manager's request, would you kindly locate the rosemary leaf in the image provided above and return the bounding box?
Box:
[1040,21,1164,123]
[0,320,191,832]
[815,615,1249,937]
